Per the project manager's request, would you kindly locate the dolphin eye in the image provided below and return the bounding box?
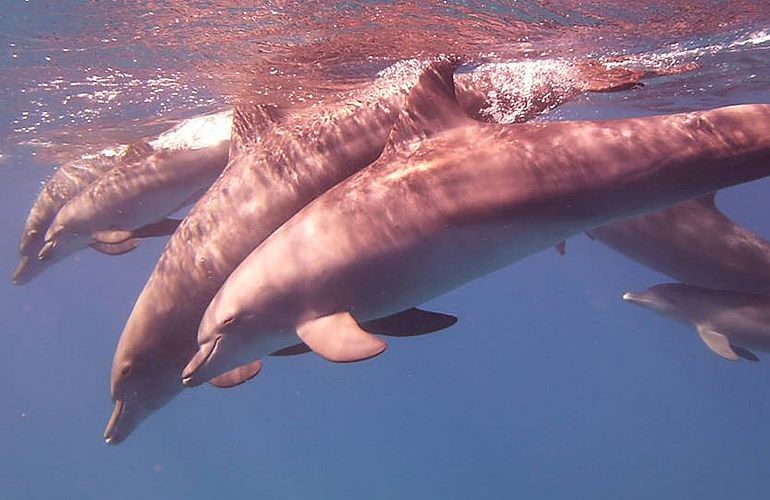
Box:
[223,316,236,326]
[121,365,132,377]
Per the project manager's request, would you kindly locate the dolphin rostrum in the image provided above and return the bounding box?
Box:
[103,57,664,444]
[623,283,770,362]
[182,61,770,387]
[36,109,232,267]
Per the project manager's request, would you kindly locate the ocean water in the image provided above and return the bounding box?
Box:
[2,2,770,499]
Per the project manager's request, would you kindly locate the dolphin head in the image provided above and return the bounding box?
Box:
[104,315,193,445]
[39,221,88,262]
[182,293,290,387]
[181,309,264,387]
[622,283,701,322]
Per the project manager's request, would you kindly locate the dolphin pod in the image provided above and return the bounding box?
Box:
[14,109,234,284]
[13,146,140,284]
[17,59,662,288]
[103,58,673,444]
[181,62,770,389]
[623,284,770,362]
[37,110,232,270]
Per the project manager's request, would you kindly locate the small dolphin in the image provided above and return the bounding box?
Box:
[588,193,770,295]
[38,109,232,266]
[623,283,770,361]
[13,145,146,284]
[104,57,663,444]
[183,62,770,386]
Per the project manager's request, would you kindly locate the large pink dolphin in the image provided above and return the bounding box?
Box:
[183,62,770,388]
[104,58,667,444]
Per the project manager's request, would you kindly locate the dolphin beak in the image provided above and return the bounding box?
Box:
[38,240,56,260]
[104,399,126,445]
[622,292,650,305]
[12,256,31,285]
[182,336,221,387]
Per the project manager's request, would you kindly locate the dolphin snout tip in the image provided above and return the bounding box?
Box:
[38,240,56,260]
[11,257,29,285]
[182,337,221,387]
[622,292,634,301]
[103,399,126,446]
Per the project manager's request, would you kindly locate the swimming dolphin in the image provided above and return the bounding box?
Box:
[587,193,770,295]
[103,57,662,444]
[623,283,770,361]
[38,110,232,266]
[182,62,770,387]
[12,144,149,285]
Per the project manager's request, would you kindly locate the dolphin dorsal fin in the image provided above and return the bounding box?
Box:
[229,103,283,157]
[121,141,154,164]
[383,58,469,156]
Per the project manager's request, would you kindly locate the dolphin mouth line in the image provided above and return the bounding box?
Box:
[104,399,126,445]
[182,335,222,386]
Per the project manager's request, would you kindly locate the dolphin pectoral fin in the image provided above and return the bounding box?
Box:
[89,239,140,256]
[361,308,457,337]
[555,240,566,256]
[696,326,740,361]
[271,343,311,356]
[92,229,134,244]
[208,359,263,388]
[131,218,182,239]
[296,312,387,363]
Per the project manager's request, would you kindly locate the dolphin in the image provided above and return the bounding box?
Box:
[38,109,232,266]
[12,144,149,285]
[623,283,770,362]
[182,61,770,387]
[103,57,666,444]
[587,193,770,295]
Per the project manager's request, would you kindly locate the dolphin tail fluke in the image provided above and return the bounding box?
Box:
[208,359,263,388]
[296,312,387,363]
[696,325,740,361]
[361,308,457,337]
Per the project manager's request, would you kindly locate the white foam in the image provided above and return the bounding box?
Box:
[148,108,233,151]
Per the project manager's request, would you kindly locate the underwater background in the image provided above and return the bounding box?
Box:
[2,1,770,498]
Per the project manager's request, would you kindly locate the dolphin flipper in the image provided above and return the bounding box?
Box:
[696,325,740,361]
[296,312,387,363]
[361,308,457,336]
[89,239,140,256]
[208,359,263,388]
[270,308,456,358]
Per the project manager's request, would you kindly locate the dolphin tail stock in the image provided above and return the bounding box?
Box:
[696,325,759,362]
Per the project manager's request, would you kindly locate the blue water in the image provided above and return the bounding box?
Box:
[3,3,770,499]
